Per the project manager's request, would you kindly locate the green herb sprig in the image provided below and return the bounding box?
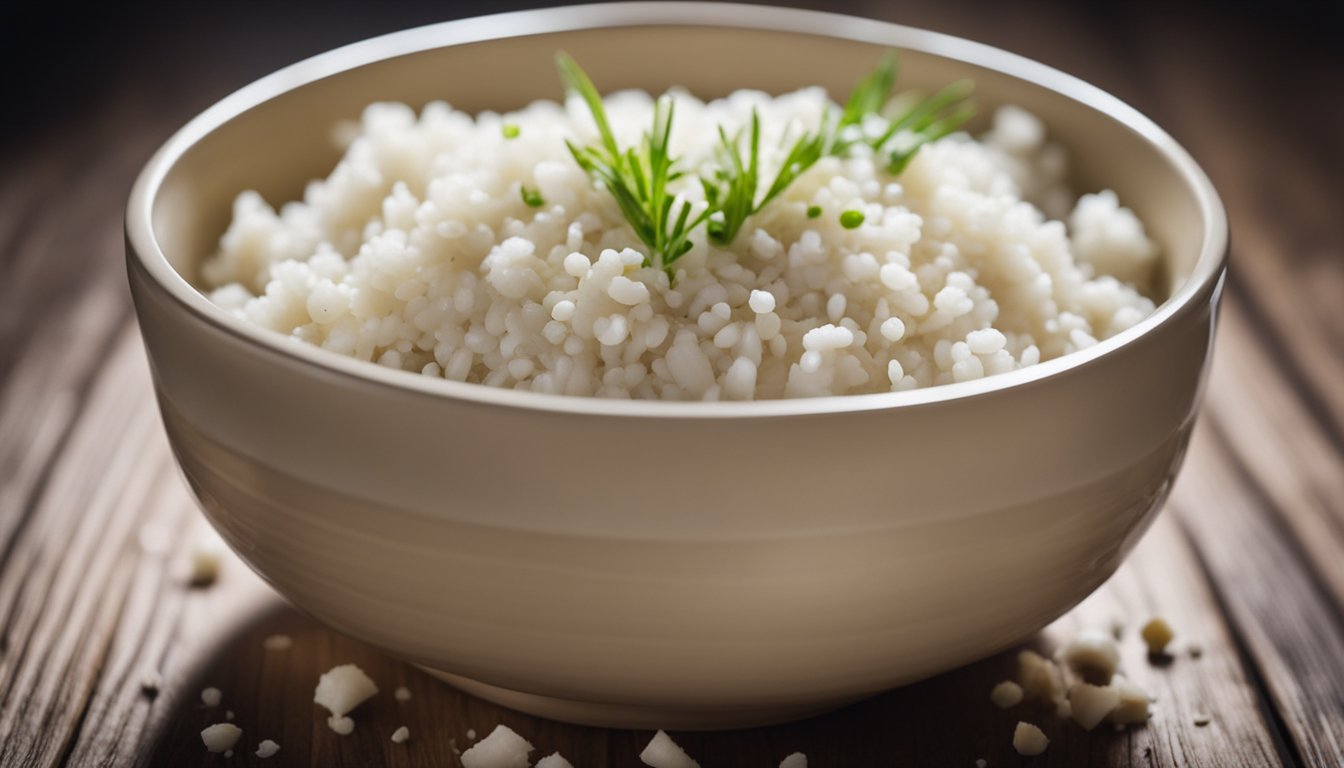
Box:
[556,52,975,277]
[557,53,706,277]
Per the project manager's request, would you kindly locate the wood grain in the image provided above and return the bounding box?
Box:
[1,1,1341,766]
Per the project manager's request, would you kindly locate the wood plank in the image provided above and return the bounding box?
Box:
[1204,301,1344,610]
[1171,423,1344,766]
[0,330,167,766]
[0,330,1284,767]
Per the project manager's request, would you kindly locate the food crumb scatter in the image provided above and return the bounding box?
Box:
[200,723,242,754]
[255,739,280,758]
[537,753,577,768]
[188,532,225,586]
[1193,713,1212,727]
[327,715,355,735]
[225,710,234,720]
[1141,617,1175,655]
[990,680,1024,709]
[1017,650,1066,708]
[392,726,410,744]
[313,663,379,718]
[640,730,702,768]
[262,634,292,651]
[201,687,222,707]
[139,672,162,696]
[1012,722,1050,756]
[1068,682,1122,731]
[1061,628,1121,684]
[461,724,534,768]
[468,728,477,740]
[779,752,807,768]
[394,686,412,702]
[1106,675,1153,725]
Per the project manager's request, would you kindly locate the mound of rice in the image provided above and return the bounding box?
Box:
[202,87,1159,400]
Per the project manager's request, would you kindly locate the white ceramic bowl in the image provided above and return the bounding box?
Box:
[126,2,1227,729]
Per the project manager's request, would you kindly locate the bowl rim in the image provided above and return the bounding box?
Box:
[126,1,1228,420]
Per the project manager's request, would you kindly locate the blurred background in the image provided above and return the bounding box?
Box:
[2,0,1340,145]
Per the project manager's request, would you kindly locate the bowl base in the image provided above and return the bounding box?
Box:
[419,667,861,730]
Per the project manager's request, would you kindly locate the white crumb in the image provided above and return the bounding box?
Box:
[537,752,576,768]
[394,686,412,702]
[201,687,222,707]
[1017,650,1066,708]
[392,726,410,744]
[640,729,701,768]
[256,739,280,758]
[140,671,162,695]
[779,752,807,768]
[313,663,378,717]
[327,715,355,735]
[461,724,534,768]
[1068,682,1122,731]
[189,531,225,586]
[468,728,477,740]
[990,680,1024,709]
[225,710,234,721]
[976,760,988,768]
[1193,713,1211,727]
[1107,675,1152,724]
[1062,628,1121,684]
[200,723,242,753]
[263,634,293,651]
[1012,722,1049,756]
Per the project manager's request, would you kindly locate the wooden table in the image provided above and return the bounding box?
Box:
[2,1,1341,765]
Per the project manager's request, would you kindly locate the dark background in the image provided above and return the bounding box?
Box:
[2,0,1340,148]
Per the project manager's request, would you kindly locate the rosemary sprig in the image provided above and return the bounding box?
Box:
[701,113,830,246]
[830,53,899,154]
[557,52,705,277]
[556,52,975,272]
[874,79,976,174]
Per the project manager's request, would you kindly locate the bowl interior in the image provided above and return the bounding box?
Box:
[148,17,1209,306]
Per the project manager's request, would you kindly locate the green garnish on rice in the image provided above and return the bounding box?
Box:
[557,51,974,277]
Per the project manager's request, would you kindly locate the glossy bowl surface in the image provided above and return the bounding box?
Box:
[126,2,1227,729]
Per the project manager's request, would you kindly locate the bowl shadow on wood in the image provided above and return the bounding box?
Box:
[143,600,1140,766]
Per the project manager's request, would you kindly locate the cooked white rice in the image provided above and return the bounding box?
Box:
[202,87,1159,400]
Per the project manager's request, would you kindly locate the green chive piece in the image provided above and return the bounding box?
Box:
[521,185,544,208]
[502,123,521,139]
[840,210,865,229]
[807,205,822,219]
